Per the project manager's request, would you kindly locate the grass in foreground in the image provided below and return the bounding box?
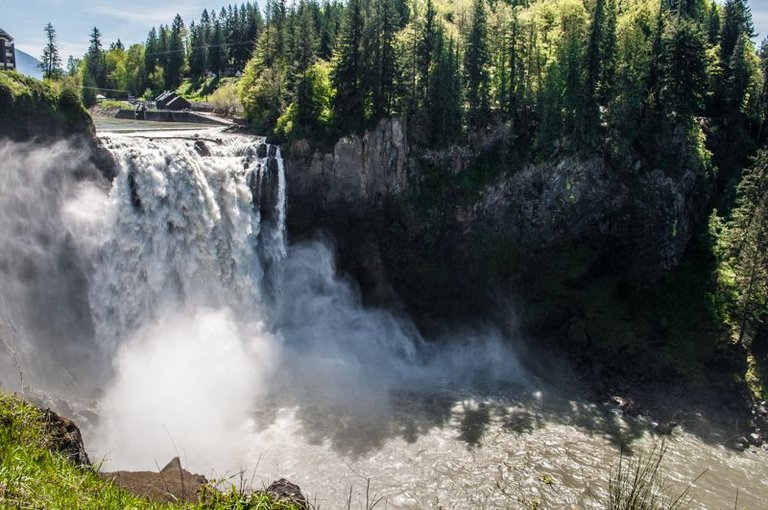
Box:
[605,441,701,510]
[0,391,300,510]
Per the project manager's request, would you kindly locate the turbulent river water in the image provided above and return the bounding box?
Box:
[0,129,766,509]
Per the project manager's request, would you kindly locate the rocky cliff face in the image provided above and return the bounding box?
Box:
[284,117,410,229]
[472,156,709,276]
[285,118,710,294]
[282,117,717,377]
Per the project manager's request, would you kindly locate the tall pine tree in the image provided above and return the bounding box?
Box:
[39,23,61,80]
[464,0,491,131]
[331,0,365,131]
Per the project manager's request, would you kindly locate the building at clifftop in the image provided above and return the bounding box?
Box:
[0,28,16,71]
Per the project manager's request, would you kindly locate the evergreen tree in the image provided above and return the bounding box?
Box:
[429,35,462,146]
[661,19,708,118]
[225,5,237,68]
[157,25,170,73]
[209,13,227,75]
[86,27,105,88]
[369,0,399,118]
[720,0,755,64]
[726,33,758,117]
[720,150,768,345]
[580,0,616,143]
[331,0,365,130]
[646,0,666,109]
[707,0,721,45]
[248,2,265,43]
[393,0,409,29]
[319,0,341,60]
[66,56,80,77]
[201,8,212,40]
[166,14,186,89]
[39,22,61,80]
[758,38,768,142]
[416,0,437,109]
[507,9,523,116]
[189,22,208,79]
[600,0,617,105]
[272,0,288,60]
[295,1,318,74]
[464,0,491,131]
[145,27,159,79]
[560,8,587,138]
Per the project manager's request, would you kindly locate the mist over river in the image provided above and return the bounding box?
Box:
[0,128,766,508]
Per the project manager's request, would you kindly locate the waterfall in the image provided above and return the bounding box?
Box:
[90,134,287,352]
[0,131,523,473]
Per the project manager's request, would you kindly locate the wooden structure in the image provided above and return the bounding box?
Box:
[155,91,192,111]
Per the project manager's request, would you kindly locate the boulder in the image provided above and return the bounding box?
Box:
[267,478,308,509]
[41,408,91,468]
[732,436,750,451]
[193,140,211,157]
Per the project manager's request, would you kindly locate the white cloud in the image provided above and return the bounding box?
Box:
[87,3,206,25]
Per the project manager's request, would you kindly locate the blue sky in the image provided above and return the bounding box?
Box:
[1,0,767,63]
[2,0,214,61]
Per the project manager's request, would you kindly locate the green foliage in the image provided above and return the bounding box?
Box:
[726,34,762,118]
[277,60,333,140]
[331,0,365,132]
[241,58,287,132]
[147,65,166,96]
[463,0,491,130]
[40,22,62,80]
[85,26,105,90]
[0,391,302,510]
[661,19,708,118]
[209,80,245,116]
[166,15,186,89]
[716,150,768,346]
[0,71,92,138]
[0,392,166,509]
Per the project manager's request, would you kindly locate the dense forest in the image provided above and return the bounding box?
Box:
[54,0,764,150]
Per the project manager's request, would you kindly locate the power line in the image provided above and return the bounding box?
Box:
[144,39,257,58]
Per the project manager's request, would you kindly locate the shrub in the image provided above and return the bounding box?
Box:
[209,81,244,117]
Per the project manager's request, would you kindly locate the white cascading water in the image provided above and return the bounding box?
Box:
[90,134,280,350]
[88,131,523,474]
[1,131,766,509]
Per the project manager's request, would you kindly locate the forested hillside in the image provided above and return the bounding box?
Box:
[64,1,765,153]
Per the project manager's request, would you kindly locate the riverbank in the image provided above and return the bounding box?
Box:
[0,391,306,509]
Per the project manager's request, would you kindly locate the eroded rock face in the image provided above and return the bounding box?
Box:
[475,157,626,248]
[285,117,409,213]
[469,156,709,278]
[282,118,711,323]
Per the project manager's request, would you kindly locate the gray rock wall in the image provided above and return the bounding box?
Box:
[285,117,409,212]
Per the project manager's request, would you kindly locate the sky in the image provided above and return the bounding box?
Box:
[1,0,767,63]
[1,0,214,62]
[754,0,768,44]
